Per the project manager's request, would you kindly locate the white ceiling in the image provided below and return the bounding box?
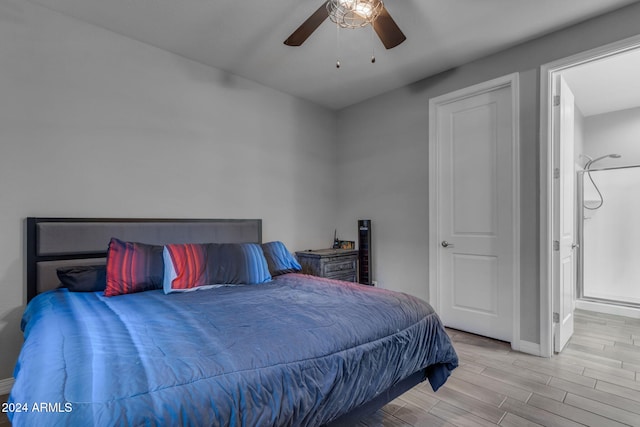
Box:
[26,0,640,110]
[562,48,640,117]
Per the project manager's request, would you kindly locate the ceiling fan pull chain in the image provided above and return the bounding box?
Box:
[336,21,341,68]
[371,24,376,63]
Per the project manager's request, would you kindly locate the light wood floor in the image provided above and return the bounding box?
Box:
[2,309,639,426]
[359,309,640,426]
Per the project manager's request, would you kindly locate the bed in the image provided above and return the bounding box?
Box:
[9,217,458,426]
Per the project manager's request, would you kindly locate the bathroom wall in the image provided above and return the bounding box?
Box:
[575,105,586,166]
[584,106,640,167]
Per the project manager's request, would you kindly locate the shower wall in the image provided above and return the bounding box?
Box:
[582,167,640,304]
[581,106,640,305]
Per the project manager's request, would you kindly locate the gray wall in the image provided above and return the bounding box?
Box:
[336,2,640,344]
[0,0,337,380]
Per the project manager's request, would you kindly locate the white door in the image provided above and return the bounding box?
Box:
[430,80,516,342]
[553,75,576,352]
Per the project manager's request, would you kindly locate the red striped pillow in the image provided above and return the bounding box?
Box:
[163,243,209,291]
[162,243,272,293]
[104,238,164,296]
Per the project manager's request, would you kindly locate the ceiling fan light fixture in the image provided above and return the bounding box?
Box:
[327,0,383,29]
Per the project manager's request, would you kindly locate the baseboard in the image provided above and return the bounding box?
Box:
[576,300,640,319]
[515,340,542,357]
[0,377,14,395]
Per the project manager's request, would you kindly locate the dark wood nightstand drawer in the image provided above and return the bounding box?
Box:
[323,258,356,275]
[296,249,358,283]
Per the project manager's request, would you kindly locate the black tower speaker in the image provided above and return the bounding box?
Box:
[358,219,372,285]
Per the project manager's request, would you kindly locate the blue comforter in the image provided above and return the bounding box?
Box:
[10,274,458,426]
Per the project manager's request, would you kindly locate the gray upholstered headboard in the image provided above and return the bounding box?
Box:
[26,217,262,301]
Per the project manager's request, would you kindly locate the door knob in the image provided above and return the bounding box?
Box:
[571,243,579,249]
[441,241,454,248]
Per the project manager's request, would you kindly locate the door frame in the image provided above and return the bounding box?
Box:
[428,73,521,350]
[539,34,640,358]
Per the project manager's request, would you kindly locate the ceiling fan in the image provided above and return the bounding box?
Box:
[284,0,406,50]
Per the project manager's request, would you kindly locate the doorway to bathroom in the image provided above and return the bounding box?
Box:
[563,49,640,316]
[541,34,640,356]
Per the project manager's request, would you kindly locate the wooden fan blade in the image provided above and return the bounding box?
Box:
[373,5,406,49]
[284,1,330,46]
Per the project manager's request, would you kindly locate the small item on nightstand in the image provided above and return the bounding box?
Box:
[332,229,340,249]
[338,240,355,250]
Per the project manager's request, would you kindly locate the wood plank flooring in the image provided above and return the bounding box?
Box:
[1,309,639,426]
[358,309,640,426]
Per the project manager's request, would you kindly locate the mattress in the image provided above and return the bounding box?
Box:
[9,273,458,426]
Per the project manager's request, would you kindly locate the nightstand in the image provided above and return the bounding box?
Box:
[295,249,358,282]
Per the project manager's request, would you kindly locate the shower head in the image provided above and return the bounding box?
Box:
[584,153,622,170]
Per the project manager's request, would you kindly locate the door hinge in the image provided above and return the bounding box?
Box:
[553,95,560,107]
[554,168,560,179]
[553,312,560,323]
[553,240,560,251]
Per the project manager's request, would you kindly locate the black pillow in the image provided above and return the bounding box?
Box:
[57,265,107,292]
